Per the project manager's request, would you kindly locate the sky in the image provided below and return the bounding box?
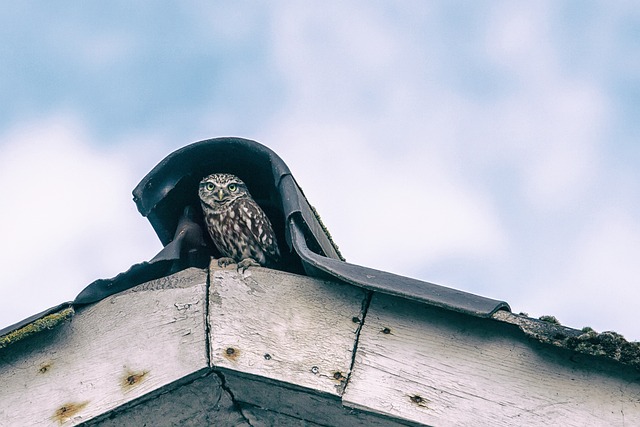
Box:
[1,2,639,341]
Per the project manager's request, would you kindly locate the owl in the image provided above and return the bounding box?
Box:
[198,173,280,271]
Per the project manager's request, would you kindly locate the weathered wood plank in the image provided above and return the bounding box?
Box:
[0,268,209,426]
[343,293,640,427]
[209,264,368,396]
[5,263,638,426]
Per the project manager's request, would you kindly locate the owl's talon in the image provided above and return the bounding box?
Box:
[237,258,260,273]
[217,257,237,268]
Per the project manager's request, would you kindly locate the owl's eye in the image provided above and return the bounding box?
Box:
[228,183,237,192]
[205,182,214,191]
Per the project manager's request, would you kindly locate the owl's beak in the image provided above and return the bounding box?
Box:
[216,189,224,200]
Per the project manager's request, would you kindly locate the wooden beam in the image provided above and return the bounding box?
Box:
[2,265,639,426]
[343,292,640,426]
[0,268,210,426]
[208,264,368,396]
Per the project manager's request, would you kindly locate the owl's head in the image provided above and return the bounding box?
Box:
[198,173,250,208]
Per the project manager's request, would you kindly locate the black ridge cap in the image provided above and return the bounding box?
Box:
[289,216,510,317]
[132,136,508,318]
[275,165,509,317]
[134,137,290,216]
[278,173,342,261]
[133,137,295,247]
[132,137,344,266]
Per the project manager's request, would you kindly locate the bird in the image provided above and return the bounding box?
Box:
[198,173,280,271]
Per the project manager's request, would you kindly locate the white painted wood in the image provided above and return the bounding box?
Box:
[343,293,640,427]
[208,263,368,396]
[4,263,638,426]
[0,268,209,426]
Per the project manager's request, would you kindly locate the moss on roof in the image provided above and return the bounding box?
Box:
[0,307,74,349]
[494,310,640,370]
[309,203,345,261]
[564,329,640,368]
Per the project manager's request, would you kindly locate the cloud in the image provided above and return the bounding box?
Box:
[0,114,161,328]
[517,208,640,335]
[266,120,508,276]
[263,2,511,276]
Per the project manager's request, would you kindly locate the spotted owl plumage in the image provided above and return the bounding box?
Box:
[198,173,280,269]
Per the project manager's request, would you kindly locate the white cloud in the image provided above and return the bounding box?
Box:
[479,3,612,211]
[0,114,161,329]
[517,208,640,335]
[266,117,508,279]
[485,2,552,73]
[489,80,608,211]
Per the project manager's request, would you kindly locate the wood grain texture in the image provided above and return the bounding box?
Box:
[343,293,640,427]
[0,268,209,426]
[209,263,368,396]
[4,263,639,426]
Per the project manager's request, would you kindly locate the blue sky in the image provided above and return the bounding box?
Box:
[1,2,639,340]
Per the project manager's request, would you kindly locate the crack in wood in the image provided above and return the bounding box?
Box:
[342,291,373,396]
[207,265,253,426]
[204,266,212,369]
[213,369,255,427]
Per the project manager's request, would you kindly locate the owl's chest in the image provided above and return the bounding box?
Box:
[205,208,236,236]
[204,205,259,260]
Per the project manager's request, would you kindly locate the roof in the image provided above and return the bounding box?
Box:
[2,265,639,426]
[3,138,638,358]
